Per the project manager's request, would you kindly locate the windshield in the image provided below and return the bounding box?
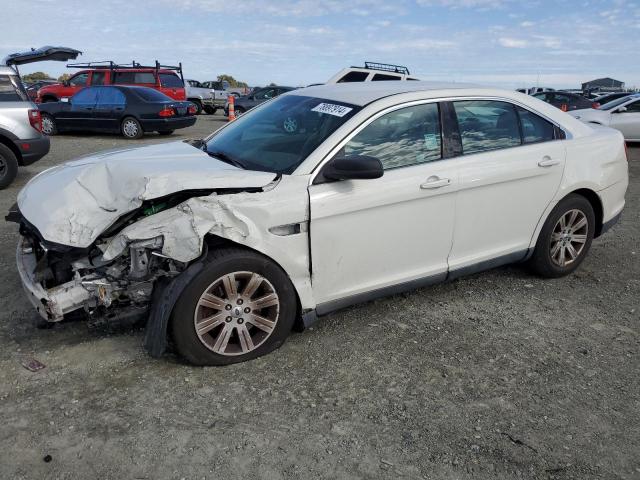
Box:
[599,95,636,110]
[204,95,361,174]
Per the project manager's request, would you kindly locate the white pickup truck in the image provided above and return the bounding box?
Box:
[184,79,216,114]
[201,80,249,112]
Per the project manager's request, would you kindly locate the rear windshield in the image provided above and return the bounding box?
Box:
[159,73,184,88]
[0,74,29,102]
[599,95,635,110]
[133,87,173,102]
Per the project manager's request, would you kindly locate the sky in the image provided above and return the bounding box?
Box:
[2,0,639,90]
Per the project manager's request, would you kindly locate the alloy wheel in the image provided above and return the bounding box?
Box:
[123,119,139,138]
[550,209,588,267]
[41,116,54,135]
[193,271,280,356]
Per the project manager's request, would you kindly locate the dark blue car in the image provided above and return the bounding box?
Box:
[39,85,197,139]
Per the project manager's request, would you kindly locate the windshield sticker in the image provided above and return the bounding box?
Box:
[312,103,353,117]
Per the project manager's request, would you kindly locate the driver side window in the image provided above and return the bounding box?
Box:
[69,73,88,87]
[344,103,442,170]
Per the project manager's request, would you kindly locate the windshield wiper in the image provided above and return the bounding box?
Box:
[205,149,247,170]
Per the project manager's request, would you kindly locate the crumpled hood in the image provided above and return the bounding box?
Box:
[17,141,276,248]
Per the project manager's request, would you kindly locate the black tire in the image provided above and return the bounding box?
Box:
[190,100,203,115]
[158,130,174,136]
[171,248,297,366]
[528,194,595,278]
[234,107,245,117]
[0,143,18,189]
[203,106,215,115]
[121,116,144,139]
[41,113,57,136]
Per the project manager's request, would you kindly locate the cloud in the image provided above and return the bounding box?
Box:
[498,37,529,48]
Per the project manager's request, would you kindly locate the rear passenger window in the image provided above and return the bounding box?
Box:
[372,74,401,81]
[517,107,555,143]
[159,73,184,88]
[97,88,126,106]
[114,72,156,84]
[453,100,521,155]
[344,103,441,169]
[337,71,369,83]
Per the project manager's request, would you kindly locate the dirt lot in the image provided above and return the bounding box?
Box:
[0,113,638,480]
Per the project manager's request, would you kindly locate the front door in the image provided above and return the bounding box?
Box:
[94,87,127,132]
[446,100,566,273]
[309,102,458,308]
[62,86,100,131]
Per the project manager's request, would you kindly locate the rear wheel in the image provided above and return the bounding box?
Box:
[203,106,215,115]
[41,114,57,136]
[528,194,595,278]
[0,143,19,190]
[121,116,143,139]
[171,248,297,366]
[234,107,245,117]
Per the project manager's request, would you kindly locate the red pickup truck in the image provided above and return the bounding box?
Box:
[37,61,186,103]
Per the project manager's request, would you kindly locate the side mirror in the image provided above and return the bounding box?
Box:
[615,106,627,113]
[322,155,383,181]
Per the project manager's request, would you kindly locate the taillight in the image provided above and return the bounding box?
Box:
[592,102,600,109]
[28,109,42,132]
[159,107,175,117]
[187,104,197,115]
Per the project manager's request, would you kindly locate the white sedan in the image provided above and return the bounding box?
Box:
[569,93,640,141]
[12,82,628,365]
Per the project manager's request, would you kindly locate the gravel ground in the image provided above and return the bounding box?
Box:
[0,114,638,480]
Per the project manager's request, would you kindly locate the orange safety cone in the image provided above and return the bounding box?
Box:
[228,95,236,122]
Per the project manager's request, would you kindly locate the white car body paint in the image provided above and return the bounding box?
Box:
[569,94,640,141]
[15,82,628,320]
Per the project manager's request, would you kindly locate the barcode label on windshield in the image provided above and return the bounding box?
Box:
[312,103,353,117]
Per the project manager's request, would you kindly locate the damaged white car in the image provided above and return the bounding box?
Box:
[10,82,628,365]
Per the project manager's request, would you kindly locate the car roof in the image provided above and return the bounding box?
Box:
[288,81,483,106]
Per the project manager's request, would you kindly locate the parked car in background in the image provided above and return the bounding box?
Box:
[327,62,420,82]
[185,79,215,114]
[39,85,196,139]
[224,86,295,116]
[10,82,628,365]
[532,91,598,111]
[24,79,58,101]
[0,66,50,188]
[517,87,555,95]
[569,93,640,141]
[593,92,633,106]
[36,61,186,103]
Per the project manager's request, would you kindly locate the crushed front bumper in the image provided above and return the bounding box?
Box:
[16,237,91,322]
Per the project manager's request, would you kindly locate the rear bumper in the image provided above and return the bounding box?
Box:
[15,135,50,166]
[141,116,197,131]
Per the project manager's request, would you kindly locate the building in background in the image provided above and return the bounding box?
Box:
[582,77,625,92]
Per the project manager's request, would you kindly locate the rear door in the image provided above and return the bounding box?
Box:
[446,100,566,273]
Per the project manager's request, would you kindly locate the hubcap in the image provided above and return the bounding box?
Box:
[42,117,54,135]
[550,209,588,267]
[123,120,139,137]
[193,271,280,356]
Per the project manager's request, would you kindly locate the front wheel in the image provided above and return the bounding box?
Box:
[528,194,595,278]
[171,248,297,366]
[121,117,143,139]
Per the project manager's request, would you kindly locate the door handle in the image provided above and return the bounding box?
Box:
[420,176,451,189]
[538,156,560,167]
